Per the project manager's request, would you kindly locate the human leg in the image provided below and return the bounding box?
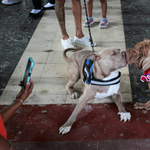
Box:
[55,0,68,40]
[49,0,55,4]
[29,0,43,17]
[32,0,42,9]
[72,0,96,47]
[99,0,108,28]
[55,0,75,49]
[87,0,94,17]
[72,0,84,38]
[83,0,94,27]
[100,0,107,18]
[56,0,83,38]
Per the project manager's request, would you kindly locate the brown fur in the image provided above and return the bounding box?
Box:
[126,38,150,110]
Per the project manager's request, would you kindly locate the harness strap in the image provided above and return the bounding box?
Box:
[83,59,121,86]
[91,72,121,86]
[83,59,94,83]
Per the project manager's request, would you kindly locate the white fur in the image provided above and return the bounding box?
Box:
[59,126,71,135]
[95,70,120,99]
[118,112,131,122]
[71,92,79,99]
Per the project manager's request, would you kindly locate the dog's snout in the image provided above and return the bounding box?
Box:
[122,51,126,56]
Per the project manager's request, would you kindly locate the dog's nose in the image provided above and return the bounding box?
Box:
[122,51,126,56]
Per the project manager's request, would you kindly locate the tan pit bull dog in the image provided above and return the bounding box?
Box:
[59,48,131,135]
[126,38,150,110]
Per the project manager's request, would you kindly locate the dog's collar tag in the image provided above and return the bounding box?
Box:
[83,59,121,86]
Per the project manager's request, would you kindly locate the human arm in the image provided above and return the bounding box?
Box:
[0,79,34,124]
[0,135,17,150]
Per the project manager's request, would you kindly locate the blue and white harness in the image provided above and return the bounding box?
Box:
[83,59,121,86]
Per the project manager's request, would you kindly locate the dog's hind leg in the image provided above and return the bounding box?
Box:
[66,64,80,99]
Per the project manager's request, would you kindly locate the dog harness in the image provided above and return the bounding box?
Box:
[83,59,121,86]
[140,68,150,82]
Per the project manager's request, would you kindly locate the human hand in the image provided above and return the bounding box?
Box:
[16,79,34,102]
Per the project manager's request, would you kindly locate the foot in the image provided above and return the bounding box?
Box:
[43,2,55,10]
[29,9,43,18]
[118,112,131,122]
[83,17,94,27]
[59,125,72,135]
[2,0,20,5]
[74,35,97,47]
[134,102,150,110]
[99,18,108,29]
[71,92,79,99]
[61,38,76,49]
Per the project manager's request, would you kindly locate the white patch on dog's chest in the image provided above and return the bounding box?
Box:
[94,70,120,99]
[95,83,120,99]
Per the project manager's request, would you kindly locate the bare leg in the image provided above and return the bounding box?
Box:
[55,0,69,40]
[86,0,94,17]
[100,0,107,18]
[72,0,84,38]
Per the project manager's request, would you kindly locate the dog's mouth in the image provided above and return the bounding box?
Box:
[122,51,127,63]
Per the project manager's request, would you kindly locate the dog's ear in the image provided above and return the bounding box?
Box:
[87,53,101,61]
[143,44,149,56]
[136,42,149,56]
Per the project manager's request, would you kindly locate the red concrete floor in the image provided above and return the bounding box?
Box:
[1,103,150,149]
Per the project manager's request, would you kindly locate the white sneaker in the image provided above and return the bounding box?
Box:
[2,0,20,5]
[30,9,41,14]
[44,2,55,9]
[74,35,97,47]
[61,38,76,49]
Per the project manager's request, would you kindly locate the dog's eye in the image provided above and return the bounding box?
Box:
[112,52,116,56]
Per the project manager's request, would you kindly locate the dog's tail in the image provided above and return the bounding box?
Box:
[63,48,82,63]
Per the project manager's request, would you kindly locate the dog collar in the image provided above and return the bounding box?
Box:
[83,59,121,86]
[140,68,150,82]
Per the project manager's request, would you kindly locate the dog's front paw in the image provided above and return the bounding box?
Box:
[134,102,150,110]
[118,112,131,122]
[71,92,79,99]
[59,125,72,135]
[134,102,145,109]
